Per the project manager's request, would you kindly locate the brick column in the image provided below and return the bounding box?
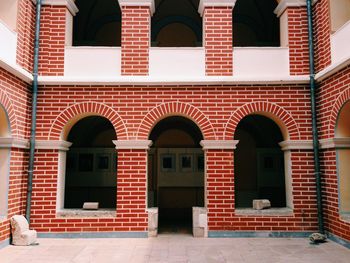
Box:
[38,0,78,76]
[113,140,152,232]
[201,140,237,232]
[119,0,154,76]
[199,0,235,76]
[275,0,310,75]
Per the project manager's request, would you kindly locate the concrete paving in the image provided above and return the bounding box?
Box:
[0,234,349,263]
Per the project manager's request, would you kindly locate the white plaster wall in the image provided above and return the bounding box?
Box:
[280,12,288,47]
[0,0,18,31]
[0,149,10,217]
[234,47,290,77]
[64,47,122,77]
[331,21,350,65]
[0,20,17,64]
[149,48,205,77]
[330,0,350,33]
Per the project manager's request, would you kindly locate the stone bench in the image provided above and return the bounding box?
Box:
[10,215,37,246]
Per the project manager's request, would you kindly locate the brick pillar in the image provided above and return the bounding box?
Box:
[16,0,36,72]
[275,1,310,75]
[201,140,237,232]
[38,1,78,76]
[114,140,152,232]
[119,0,154,76]
[200,0,235,76]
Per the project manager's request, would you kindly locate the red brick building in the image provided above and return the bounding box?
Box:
[0,0,350,248]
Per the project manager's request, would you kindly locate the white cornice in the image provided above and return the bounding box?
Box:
[113,140,153,150]
[0,138,29,149]
[118,0,155,15]
[315,57,350,82]
[200,140,239,150]
[32,0,79,16]
[0,59,33,84]
[274,0,318,17]
[35,140,72,151]
[279,140,313,151]
[320,138,350,149]
[198,0,237,16]
[37,75,309,86]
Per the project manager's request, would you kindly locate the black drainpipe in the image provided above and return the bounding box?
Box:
[306,0,324,234]
[26,0,42,223]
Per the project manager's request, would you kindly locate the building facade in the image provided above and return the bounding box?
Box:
[0,0,350,247]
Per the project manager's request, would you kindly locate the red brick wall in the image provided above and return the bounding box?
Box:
[16,0,35,72]
[288,7,310,75]
[121,6,150,76]
[203,7,233,76]
[313,0,332,73]
[38,5,66,76]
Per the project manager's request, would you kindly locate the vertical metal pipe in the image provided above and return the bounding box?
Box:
[26,0,42,223]
[306,0,324,234]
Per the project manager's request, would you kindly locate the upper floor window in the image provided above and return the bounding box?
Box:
[233,0,279,47]
[330,0,350,33]
[73,0,121,46]
[151,0,202,47]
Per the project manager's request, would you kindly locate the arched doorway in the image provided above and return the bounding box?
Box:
[234,114,286,208]
[64,116,117,209]
[148,116,204,233]
[335,100,350,215]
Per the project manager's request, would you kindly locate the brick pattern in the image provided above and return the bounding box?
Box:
[313,0,332,73]
[16,0,35,72]
[203,7,233,76]
[288,7,310,75]
[121,6,150,76]
[38,5,66,76]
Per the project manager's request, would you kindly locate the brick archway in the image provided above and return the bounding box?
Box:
[136,101,216,140]
[48,102,128,140]
[224,101,300,140]
[0,89,17,137]
[328,87,350,137]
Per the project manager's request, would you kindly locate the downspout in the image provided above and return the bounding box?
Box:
[306,0,324,234]
[26,0,42,223]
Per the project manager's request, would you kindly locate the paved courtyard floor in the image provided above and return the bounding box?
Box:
[0,234,349,263]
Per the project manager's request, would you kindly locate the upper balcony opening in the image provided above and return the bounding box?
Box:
[151,0,202,47]
[330,0,350,33]
[233,0,279,47]
[73,0,122,46]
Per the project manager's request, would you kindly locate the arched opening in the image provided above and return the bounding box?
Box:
[151,0,202,47]
[148,116,204,233]
[73,0,122,46]
[330,0,350,33]
[233,0,279,47]
[64,116,117,209]
[0,104,10,218]
[335,100,350,216]
[234,115,286,208]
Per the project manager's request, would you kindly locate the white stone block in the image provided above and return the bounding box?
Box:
[147,207,158,237]
[253,199,271,210]
[10,215,37,246]
[83,202,99,210]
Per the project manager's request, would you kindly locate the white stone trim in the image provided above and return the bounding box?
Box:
[33,0,78,16]
[35,140,72,151]
[0,138,29,149]
[113,140,153,150]
[200,140,239,150]
[0,59,33,84]
[118,0,155,15]
[315,57,350,82]
[198,0,236,16]
[38,75,310,86]
[279,140,313,151]
[320,138,350,149]
[274,0,306,17]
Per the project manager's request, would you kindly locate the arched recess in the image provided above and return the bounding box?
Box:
[224,101,300,141]
[329,0,350,33]
[151,0,202,47]
[49,102,127,140]
[0,89,18,138]
[64,116,117,209]
[73,0,122,46]
[328,88,350,137]
[335,99,350,215]
[136,101,216,140]
[233,0,280,47]
[0,103,11,218]
[148,116,204,233]
[234,114,286,208]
